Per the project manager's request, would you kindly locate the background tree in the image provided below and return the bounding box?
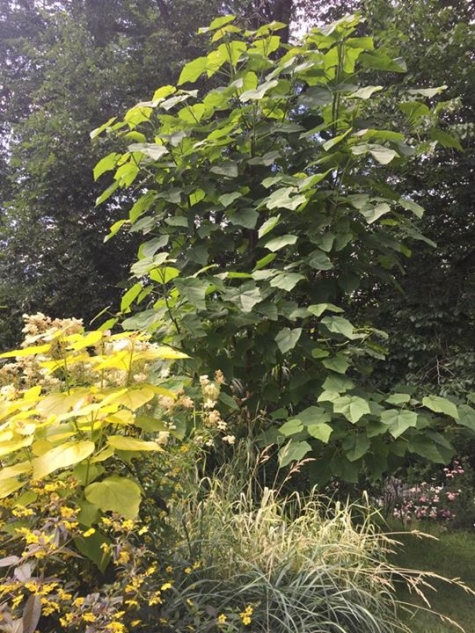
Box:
[96,15,475,483]
[0,0,235,349]
[356,0,475,398]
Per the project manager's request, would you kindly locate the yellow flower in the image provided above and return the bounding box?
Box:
[105,621,126,633]
[82,527,96,538]
[12,507,34,518]
[217,614,227,624]
[60,506,76,519]
[149,593,163,606]
[117,550,131,565]
[160,582,172,591]
[239,605,253,626]
[82,612,96,623]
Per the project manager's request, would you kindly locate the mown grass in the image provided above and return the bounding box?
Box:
[389,526,475,632]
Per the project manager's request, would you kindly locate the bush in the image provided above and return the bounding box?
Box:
[154,457,452,633]
[0,313,230,632]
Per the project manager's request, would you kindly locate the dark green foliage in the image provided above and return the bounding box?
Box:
[0,0,229,349]
[322,0,475,398]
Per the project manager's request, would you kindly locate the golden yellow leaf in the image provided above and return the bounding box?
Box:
[108,435,164,452]
[33,440,95,479]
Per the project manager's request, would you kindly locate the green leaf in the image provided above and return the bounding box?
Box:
[104,219,127,243]
[408,436,446,463]
[399,197,424,219]
[258,215,281,238]
[333,396,370,423]
[149,266,180,284]
[322,355,349,374]
[254,253,277,270]
[307,423,333,443]
[399,101,430,120]
[96,180,119,206]
[128,143,168,161]
[278,440,312,467]
[430,128,462,151]
[407,86,447,98]
[178,56,208,85]
[322,374,355,392]
[33,441,95,480]
[265,188,306,211]
[264,234,298,252]
[360,52,406,72]
[321,316,354,338]
[210,162,238,177]
[322,129,351,151]
[422,395,459,420]
[201,14,236,32]
[90,117,117,140]
[343,434,371,461]
[75,530,111,573]
[330,455,360,483]
[219,191,243,207]
[240,287,263,312]
[218,392,240,411]
[348,86,382,99]
[175,278,210,311]
[381,409,418,438]
[152,85,176,101]
[457,405,475,433]
[360,202,391,224]
[270,272,305,291]
[94,153,121,180]
[385,393,411,406]
[307,249,333,270]
[369,145,399,165]
[134,416,168,433]
[279,419,303,436]
[308,304,344,317]
[291,406,331,426]
[121,283,143,312]
[85,476,142,519]
[240,79,279,102]
[228,209,259,229]
[275,328,302,354]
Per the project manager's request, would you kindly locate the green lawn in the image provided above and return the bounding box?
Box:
[389,526,475,632]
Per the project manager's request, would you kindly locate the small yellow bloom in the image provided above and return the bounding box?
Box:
[60,506,76,519]
[82,527,96,538]
[117,550,131,565]
[105,621,126,633]
[239,605,253,626]
[122,519,135,531]
[82,612,96,623]
[160,582,172,591]
[217,614,227,624]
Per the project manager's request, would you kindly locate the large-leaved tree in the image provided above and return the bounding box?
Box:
[95,14,475,482]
